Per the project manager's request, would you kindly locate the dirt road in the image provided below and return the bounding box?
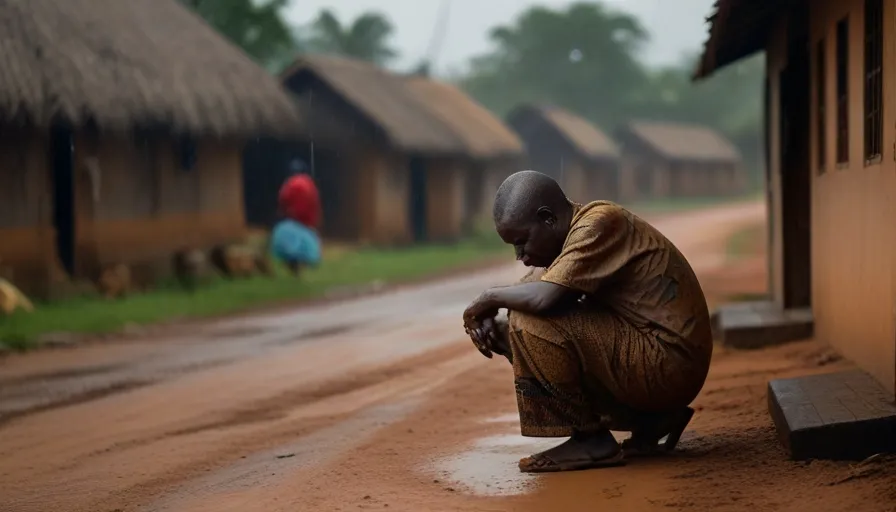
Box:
[1,201,893,512]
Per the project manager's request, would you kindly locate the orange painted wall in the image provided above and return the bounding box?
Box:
[766,0,896,394]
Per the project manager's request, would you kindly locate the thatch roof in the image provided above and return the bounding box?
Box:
[509,105,619,161]
[280,55,465,155]
[620,121,741,163]
[0,0,303,137]
[693,0,780,80]
[404,77,524,160]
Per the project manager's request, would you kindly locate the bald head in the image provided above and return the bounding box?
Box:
[493,170,569,226]
[491,171,573,268]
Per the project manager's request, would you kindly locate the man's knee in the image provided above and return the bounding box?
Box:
[508,310,563,342]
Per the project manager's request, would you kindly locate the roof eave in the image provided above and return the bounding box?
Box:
[692,0,779,81]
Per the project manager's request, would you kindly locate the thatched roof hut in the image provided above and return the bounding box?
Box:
[508,105,619,163]
[0,0,303,137]
[618,120,741,163]
[280,55,464,155]
[404,77,524,161]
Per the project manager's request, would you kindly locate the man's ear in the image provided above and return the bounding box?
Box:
[536,206,556,226]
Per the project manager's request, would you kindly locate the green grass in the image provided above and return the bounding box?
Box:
[0,234,509,350]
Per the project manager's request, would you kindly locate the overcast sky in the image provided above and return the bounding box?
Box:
[284,0,716,75]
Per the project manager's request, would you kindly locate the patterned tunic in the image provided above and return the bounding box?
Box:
[508,201,713,437]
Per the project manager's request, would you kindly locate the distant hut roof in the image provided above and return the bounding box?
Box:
[620,121,741,163]
[509,105,619,161]
[280,55,464,154]
[0,0,303,137]
[404,77,524,160]
[693,0,779,80]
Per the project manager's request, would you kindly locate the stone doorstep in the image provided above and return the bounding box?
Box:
[768,369,896,461]
[711,300,814,349]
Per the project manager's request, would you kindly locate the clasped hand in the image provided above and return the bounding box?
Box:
[463,290,509,360]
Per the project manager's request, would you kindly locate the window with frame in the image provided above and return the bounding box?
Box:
[816,38,827,172]
[836,17,849,164]
[864,0,883,161]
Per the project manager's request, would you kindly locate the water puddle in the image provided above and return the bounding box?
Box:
[428,414,640,497]
[432,433,558,497]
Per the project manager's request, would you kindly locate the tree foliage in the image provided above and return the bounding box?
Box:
[459,1,764,174]
[180,0,299,72]
[460,3,650,131]
[305,9,398,66]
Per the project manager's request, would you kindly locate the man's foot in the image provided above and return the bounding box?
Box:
[621,406,695,457]
[518,430,624,473]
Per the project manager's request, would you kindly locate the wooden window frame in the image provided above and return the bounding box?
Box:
[864,0,883,163]
[816,38,827,173]
[836,17,850,165]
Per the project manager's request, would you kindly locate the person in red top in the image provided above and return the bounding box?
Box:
[272,174,323,275]
[278,173,321,229]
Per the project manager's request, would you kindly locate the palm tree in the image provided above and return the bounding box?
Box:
[306,9,398,66]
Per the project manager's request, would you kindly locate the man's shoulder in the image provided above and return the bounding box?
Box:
[572,201,629,228]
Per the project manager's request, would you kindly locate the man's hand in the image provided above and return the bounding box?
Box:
[464,318,493,359]
[463,290,499,326]
[464,315,512,362]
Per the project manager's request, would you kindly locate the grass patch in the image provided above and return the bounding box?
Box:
[0,233,509,350]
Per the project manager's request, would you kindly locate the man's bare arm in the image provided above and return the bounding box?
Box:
[482,281,576,315]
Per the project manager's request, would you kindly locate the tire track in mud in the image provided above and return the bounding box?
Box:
[0,322,365,427]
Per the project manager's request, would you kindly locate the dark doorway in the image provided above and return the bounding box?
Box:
[408,156,428,242]
[242,137,298,228]
[50,125,75,276]
[314,149,355,240]
[778,11,812,309]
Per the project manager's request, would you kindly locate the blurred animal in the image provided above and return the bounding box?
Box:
[97,263,132,299]
[0,277,34,315]
[209,245,256,279]
[173,249,208,291]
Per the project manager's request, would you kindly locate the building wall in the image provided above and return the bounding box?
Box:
[76,134,246,277]
[478,160,518,221]
[803,0,896,394]
[618,150,665,202]
[0,130,248,295]
[361,150,409,245]
[0,129,57,296]
[426,158,466,242]
[585,161,619,202]
[559,159,589,203]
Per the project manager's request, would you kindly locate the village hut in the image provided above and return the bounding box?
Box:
[0,0,303,298]
[615,121,746,202]
[506,105,620,203]
[696,0,896,460]
[404,76,526,231]
[275,55,469,244]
